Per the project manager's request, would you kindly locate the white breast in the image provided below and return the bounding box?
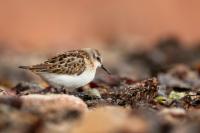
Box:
[38,68,96,90]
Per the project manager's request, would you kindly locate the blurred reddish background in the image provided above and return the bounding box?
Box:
[0,0,200,53]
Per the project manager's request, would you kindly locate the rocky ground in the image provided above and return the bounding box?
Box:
[0,37,200,133]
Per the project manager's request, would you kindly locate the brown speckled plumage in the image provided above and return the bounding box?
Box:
[26,50,92,75]
[19,48,111,89]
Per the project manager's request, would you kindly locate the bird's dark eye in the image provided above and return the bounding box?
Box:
[96,57,101,62]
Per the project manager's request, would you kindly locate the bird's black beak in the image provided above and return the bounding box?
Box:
[101,65,111,75]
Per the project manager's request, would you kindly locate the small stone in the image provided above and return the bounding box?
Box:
[71,106,149,133]
[21,94,88,113]
[85,89,101,98]
[159,108,186,124]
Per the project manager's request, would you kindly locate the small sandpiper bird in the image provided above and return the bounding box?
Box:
[19,48,110,90]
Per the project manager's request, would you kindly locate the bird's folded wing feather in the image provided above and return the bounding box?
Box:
[28,52,86,75]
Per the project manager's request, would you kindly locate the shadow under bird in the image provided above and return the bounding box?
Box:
[19,48,111,90]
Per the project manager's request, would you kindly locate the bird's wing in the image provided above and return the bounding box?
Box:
[25,50,87,75]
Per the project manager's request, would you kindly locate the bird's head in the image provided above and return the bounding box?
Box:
[85,48,111,75]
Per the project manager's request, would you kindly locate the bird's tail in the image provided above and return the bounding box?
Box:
[18,66,30,69]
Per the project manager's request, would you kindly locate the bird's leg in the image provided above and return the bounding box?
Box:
[67,87,83,96]
[35,85,54,94]
[53,86,66,94]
